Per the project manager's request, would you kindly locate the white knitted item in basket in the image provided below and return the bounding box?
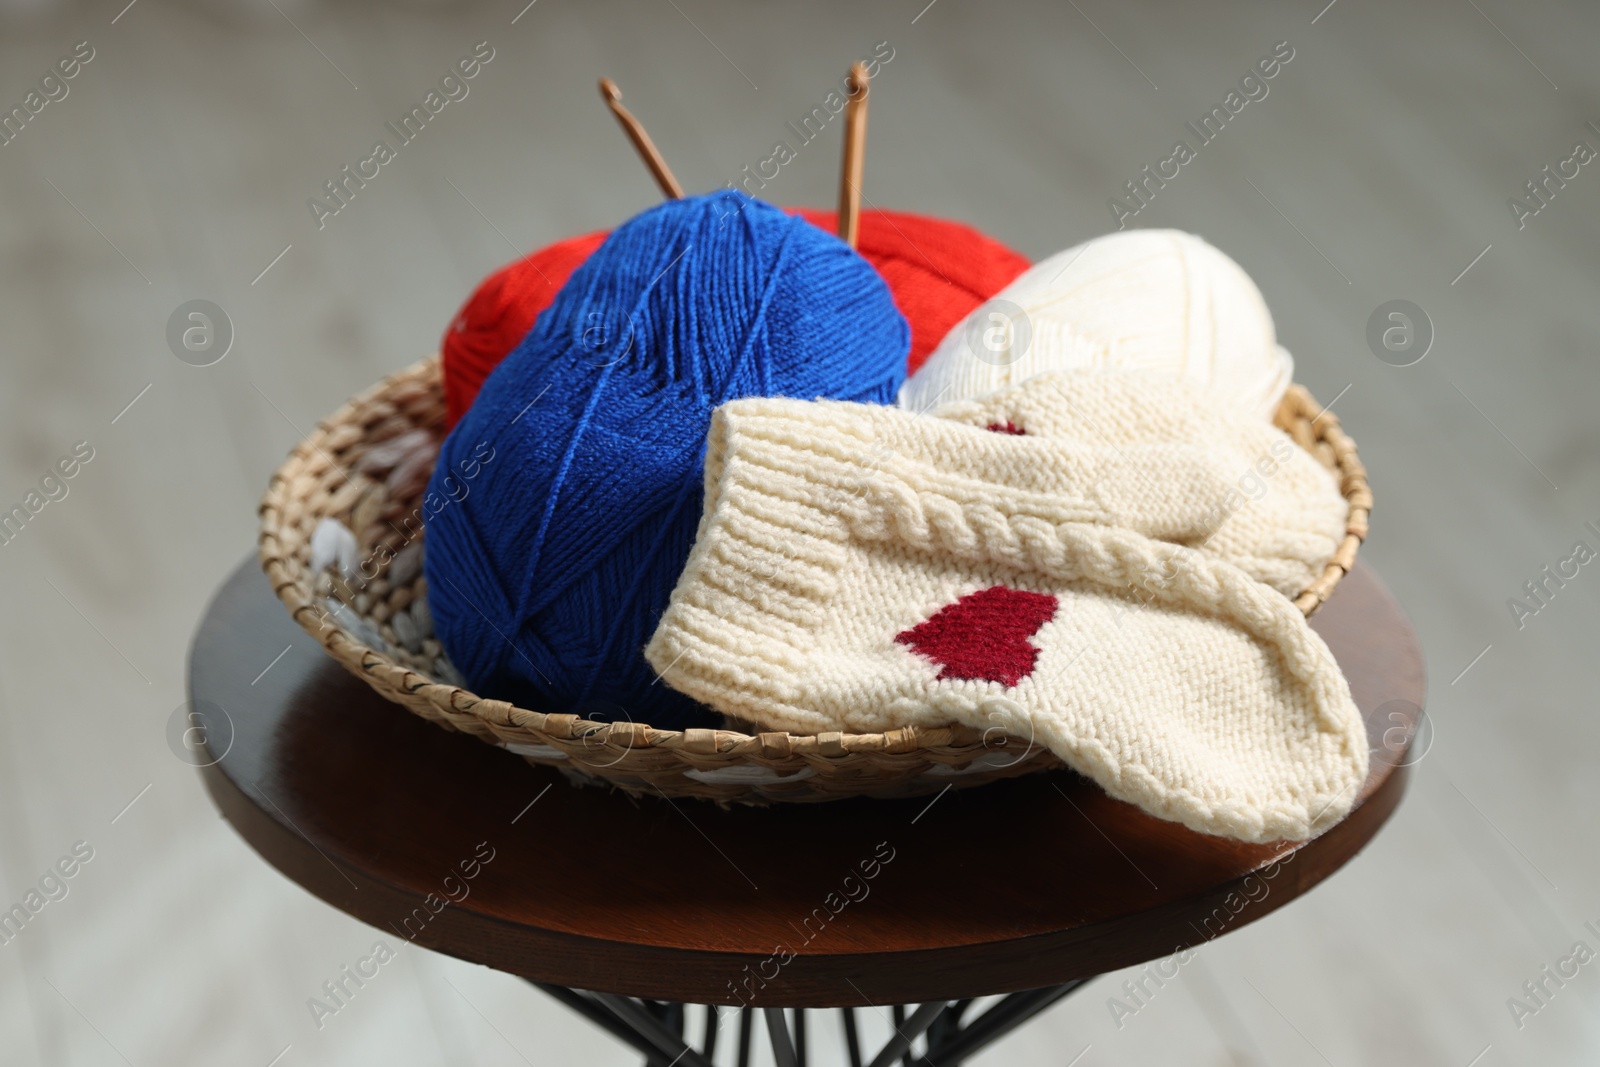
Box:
[929,369,1348,598]
[645,374,1366,842]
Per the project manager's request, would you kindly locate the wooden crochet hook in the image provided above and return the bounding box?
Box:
[599,78,684,200]
[837,61,870,247]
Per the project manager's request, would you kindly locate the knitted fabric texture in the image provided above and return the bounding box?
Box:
[900,229,1294,422]
[424,191,909,729]
[930,370,1347,598]
[645,373,1365,842]
[438,210,1029,428]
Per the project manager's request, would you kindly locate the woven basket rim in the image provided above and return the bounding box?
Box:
[257,355,1372,763]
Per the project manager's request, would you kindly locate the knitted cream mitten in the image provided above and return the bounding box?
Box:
[929,371,1347,597]
[645,384,1367,843]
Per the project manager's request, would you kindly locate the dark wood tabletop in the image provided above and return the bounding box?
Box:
[189,556,1425,1008]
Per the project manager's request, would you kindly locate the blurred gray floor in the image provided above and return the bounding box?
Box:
[2,0,1598,1063]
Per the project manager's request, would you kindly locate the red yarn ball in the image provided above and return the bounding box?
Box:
[442,230,607,427]
[440,210,1029,429]
[791,209,1030,375]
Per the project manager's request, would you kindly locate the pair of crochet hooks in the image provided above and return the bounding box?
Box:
[599,61,872,248]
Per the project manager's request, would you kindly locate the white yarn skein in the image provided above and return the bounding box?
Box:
[899,229,1294,422]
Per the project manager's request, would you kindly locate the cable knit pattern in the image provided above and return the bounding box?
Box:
[645,376,1367,843]
[931,371,1348,596]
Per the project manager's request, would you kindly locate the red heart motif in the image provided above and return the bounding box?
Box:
[895,586,1059,686]
[985,420,1027,435]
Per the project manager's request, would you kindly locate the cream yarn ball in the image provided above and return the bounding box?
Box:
[898,229,1294,421]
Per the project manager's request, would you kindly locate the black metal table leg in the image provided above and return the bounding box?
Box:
[527,977,1093,1067]
[868,1000,948,1067]
[841,1006,863,1067]
[737,1005,753,1067]
[765,1006,799,1067]
[923,981,1090,1065]
[527,982,672,1065]
[701,1004,719,1061]
[642,1000,685,1067]
[927,997,972,1052]
[590,991,715,1067]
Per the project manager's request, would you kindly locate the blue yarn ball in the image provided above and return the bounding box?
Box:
[424,191,910,729]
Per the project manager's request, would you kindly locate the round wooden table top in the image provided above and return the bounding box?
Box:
[190,557,1425,1008]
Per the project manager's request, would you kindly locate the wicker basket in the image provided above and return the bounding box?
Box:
[257,356,1372,804]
